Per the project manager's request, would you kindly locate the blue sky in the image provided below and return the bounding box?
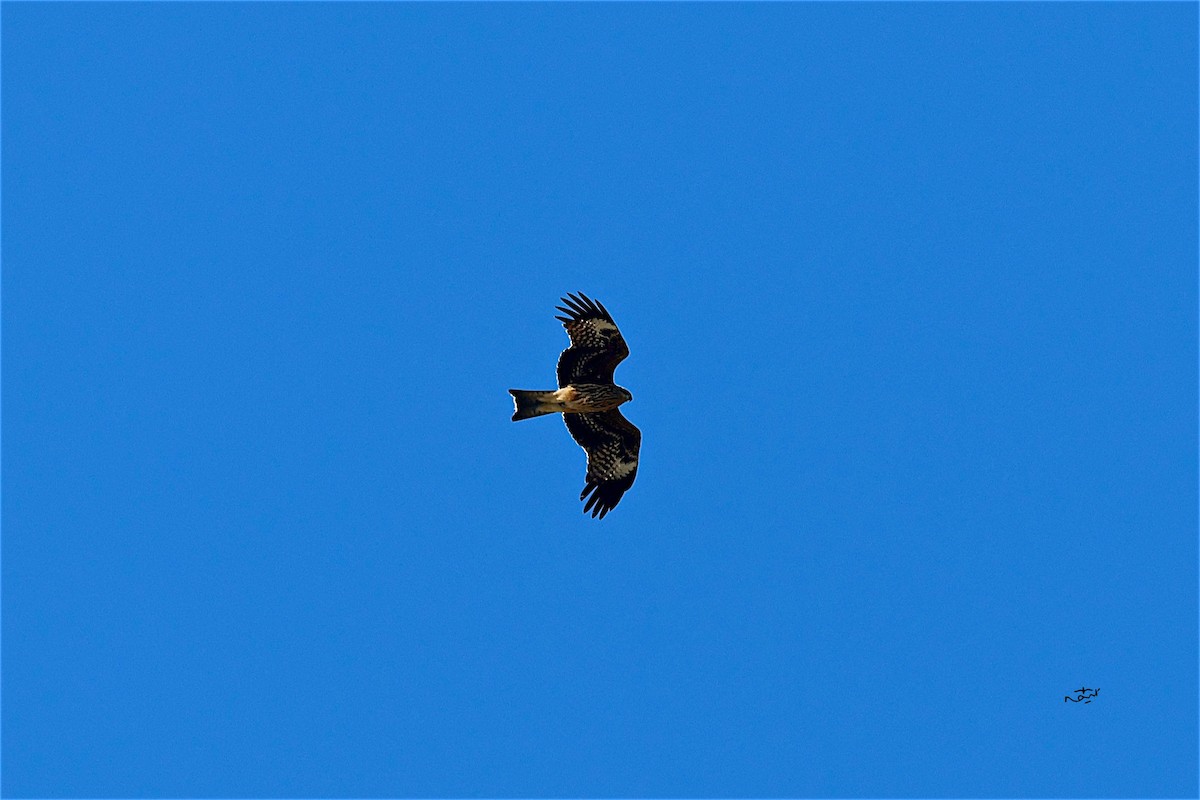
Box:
[2,3,1196,797]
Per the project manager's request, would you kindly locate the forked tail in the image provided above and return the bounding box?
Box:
[509,389,559,421]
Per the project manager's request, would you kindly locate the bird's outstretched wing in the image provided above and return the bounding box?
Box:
[563,409,641,519]
[555,292,630,387]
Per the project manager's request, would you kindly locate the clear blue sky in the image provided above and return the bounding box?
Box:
[3,3,1196,797]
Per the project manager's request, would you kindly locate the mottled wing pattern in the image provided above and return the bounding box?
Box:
[555,292,630,388]
[563,410,641,519]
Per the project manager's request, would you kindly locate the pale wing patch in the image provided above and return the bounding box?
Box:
[608,457,637,479]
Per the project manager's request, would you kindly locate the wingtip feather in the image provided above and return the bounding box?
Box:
[556,292,614,324]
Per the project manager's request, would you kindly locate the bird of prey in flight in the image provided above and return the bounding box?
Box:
[509,293,641,519]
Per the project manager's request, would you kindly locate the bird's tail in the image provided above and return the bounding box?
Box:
[509,389,560,421]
